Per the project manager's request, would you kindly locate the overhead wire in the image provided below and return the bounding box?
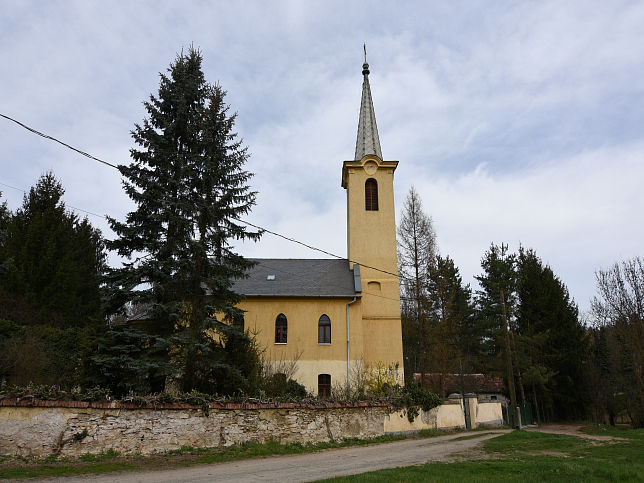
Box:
[234,218,401,279]
[1,113,418,284]
[252,259,414,303]
[1,113,119,169]
[0,180,108,220]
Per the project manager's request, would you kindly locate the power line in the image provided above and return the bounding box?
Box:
[0,181,107,220]
[254,259,412,303]
[1,113,410,282]
[0,113,119,169]
[0,181,28,194]
[234,218,401,279]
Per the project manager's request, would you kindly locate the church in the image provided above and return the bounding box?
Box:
[233,58,404,396]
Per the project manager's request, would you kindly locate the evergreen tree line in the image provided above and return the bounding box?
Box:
[0,47,305,400]
[398,187,641,425]
[0,175,106,388]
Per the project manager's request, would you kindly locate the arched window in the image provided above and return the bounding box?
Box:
[318,314,331,344]
[275,313,287,344]
[365,178,378,211]
[318,374,331,398]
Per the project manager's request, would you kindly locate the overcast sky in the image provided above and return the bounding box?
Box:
[1,1,643,313]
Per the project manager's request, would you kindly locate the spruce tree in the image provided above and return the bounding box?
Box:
[474,243,517,376]
[105,47,261,395]
[0,173,106,328]
[515,247,585,420]
[0,193,9,276]
[424,255,475,396]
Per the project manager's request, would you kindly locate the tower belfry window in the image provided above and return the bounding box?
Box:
[365,178,378,211]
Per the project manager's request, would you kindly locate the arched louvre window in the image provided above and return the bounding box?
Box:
[365,178,378,211]
[275,313,287,343]
[318,314,331,344]
[318,374,331,398]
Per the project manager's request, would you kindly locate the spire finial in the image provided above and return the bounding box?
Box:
[362,44,370,76]
[355,44,382,160]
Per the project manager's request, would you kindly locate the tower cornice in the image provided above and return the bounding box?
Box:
[341,157,398,189]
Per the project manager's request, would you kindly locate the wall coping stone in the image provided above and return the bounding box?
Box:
[0,398,391,410]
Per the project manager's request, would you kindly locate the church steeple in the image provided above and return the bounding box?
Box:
[342,48,403,384]
[354,46,382,161]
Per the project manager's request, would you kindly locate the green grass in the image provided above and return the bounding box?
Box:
[451,432,494,441]
[415,425,506,439]
[78,448,121,462]
[581,423,640,438]
[321,427,644,482]
[0,433,410,479]
[7,426,635,481]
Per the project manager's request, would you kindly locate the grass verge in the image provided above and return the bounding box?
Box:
[1,424,505,480]
[0,431,449,480]
[321,426,644,482]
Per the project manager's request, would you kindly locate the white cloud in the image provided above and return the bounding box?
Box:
[406,142,644,309]
[2,0,644,315]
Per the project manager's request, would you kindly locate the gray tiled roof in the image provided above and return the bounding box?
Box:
[233,259,361,298]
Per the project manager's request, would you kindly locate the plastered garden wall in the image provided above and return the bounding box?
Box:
[383,398,503,433]
[0,399,502,459]
[475,401,503,427]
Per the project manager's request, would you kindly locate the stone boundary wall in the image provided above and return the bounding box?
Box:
[0,400,390,458]
[0,399,385,411]
[0,399,502,459]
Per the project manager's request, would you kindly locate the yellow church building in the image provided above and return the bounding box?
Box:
[233,59,404,396]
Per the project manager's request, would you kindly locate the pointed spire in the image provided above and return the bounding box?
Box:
[354,45,382,161]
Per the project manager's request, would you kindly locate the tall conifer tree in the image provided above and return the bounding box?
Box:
[424,255,475,396]
[105,47,261,395]
[0,173,105,328]
[515,247,586,420]
[475,243,517,375]
[0,193,10,276]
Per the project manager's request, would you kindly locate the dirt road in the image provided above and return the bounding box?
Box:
[38,430,510,483]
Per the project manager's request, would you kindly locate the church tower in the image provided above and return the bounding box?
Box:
[342,55,404,379]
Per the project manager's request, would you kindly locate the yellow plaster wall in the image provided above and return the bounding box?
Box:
[238,294,404,393]
[343,156,399,276]
[235,155,406,394]
[383,404,465,432]
[342,155,404,382]
[383,401,504,432]
[476,402,504,426]
[239,297,363,361]
[239,297,366,394]
[361,316,404,376]
[291,359,364,395]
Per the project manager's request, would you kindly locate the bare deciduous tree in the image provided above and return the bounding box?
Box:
[397,186,437,377]
[591,257,644,427]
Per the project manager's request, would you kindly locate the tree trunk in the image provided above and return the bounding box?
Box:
[500,289,517,422]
